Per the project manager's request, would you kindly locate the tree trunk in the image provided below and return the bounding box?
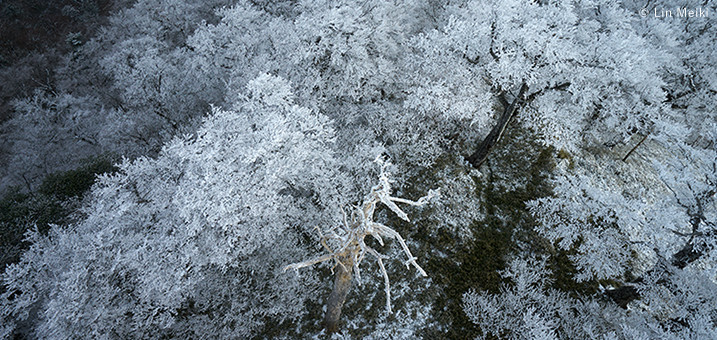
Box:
[324,255,354,334]
[467,83,528,168]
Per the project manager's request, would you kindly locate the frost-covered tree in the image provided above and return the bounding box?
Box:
[442,1,717,338]
[404,0,675,167]
[286,157,437,333]
[89,0,232,153]
[2,0,716,338]
[625,0,717,148]
[518,0,716,285]
[0,0,232,193]
[517,1,717,335]
[0,91,112,191]
[0,74,373,338]
[187,0,447,170]
[464,256,717,339]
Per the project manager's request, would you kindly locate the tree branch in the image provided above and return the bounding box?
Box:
[622,133,650,162]
[466,83,528,168]
[284,157,437,320]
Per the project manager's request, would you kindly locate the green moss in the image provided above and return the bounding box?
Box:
[547,248,599,296]
[422,219,512,339]
[398,125,559,339]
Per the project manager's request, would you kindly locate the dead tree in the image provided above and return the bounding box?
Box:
[285,157,438,334]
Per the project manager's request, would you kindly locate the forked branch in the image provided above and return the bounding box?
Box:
[285,156,438,314]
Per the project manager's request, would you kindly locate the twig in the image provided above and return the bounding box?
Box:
[622,133,650,162]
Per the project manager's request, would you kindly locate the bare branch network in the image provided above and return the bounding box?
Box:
[285,157,439,313]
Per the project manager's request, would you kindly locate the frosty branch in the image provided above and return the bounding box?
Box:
[285,156,438,333]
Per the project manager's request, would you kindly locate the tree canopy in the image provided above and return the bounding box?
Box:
[1,0,715,338]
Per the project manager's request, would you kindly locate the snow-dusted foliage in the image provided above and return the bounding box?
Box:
[0,75,363,338]
[520,1,717,335]
[186,0,457,172]
[2,0,716,337]
[464,256,717,339]
[0,0,233,193]
[0,92,112,190]
[625,0,717,148]
[526,29,715,294]
[526,98,716,338]
[412,0,674,153]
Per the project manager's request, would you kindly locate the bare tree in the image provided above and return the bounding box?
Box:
[285,157,438,334]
